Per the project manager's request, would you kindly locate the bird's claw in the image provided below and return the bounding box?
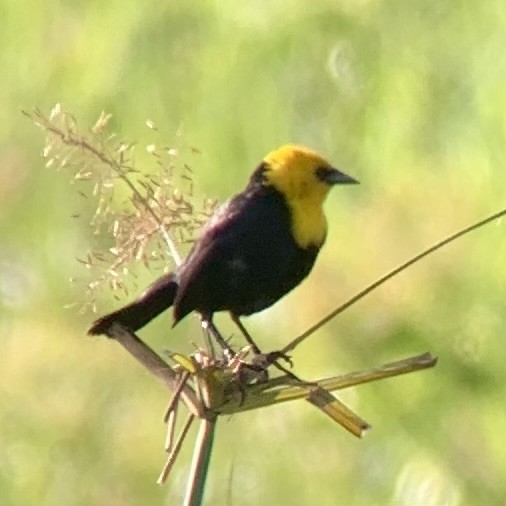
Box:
[251,350,293,369]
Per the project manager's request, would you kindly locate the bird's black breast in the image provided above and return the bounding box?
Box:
[173,183,321,322]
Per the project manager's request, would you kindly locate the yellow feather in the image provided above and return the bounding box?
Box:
[263,144,332,248]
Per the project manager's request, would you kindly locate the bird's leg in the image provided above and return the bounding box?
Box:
[200,314,235,359]
[229,313,293,368]
[229,313,262,354]
[200,323,216,359]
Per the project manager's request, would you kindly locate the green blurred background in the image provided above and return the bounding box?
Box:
[2,1,506,505]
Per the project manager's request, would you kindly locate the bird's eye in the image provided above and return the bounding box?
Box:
[316,166,333,182]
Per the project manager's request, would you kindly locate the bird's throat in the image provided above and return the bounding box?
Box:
[287,199,327,249]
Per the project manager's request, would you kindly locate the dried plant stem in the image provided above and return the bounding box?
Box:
[165,405,178,453]
[164,371,191,422]
[265,362,369,437]
[183,419,217,506]
[157,413,196,485]
[163,372,190,452]
[107,323,202,417]
[218,353,437,415]
[306,387,371,437]
[283,208,506,354]
[105,314,436,501]
[293,352,436,395]
[108,320,436,419]
[109,322,217,503]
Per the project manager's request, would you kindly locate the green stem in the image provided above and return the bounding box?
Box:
[283,208,506,354]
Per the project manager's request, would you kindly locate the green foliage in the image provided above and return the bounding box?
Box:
[2,1,506,505]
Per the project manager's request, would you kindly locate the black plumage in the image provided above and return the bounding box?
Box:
[88,144,358,345]
[88,163,318,336]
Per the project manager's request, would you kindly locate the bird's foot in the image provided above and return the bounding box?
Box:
[230,350,295,393]
[251,350,293,369]
[235,361,270,386]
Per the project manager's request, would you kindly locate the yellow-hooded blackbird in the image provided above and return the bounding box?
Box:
[88,145,358,350]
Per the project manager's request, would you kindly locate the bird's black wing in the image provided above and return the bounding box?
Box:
[173,186,319,322]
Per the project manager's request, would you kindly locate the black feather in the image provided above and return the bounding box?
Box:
[88,272,178,336]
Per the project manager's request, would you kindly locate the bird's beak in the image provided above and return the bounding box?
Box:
[326,167,359,185]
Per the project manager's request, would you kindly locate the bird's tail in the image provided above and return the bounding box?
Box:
[87,272,179,336]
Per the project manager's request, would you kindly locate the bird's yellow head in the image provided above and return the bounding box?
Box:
[261,144,358,248]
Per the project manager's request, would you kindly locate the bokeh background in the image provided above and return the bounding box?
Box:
[2,1,506,505]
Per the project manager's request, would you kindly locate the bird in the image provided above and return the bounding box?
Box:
[88,144,358,354]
